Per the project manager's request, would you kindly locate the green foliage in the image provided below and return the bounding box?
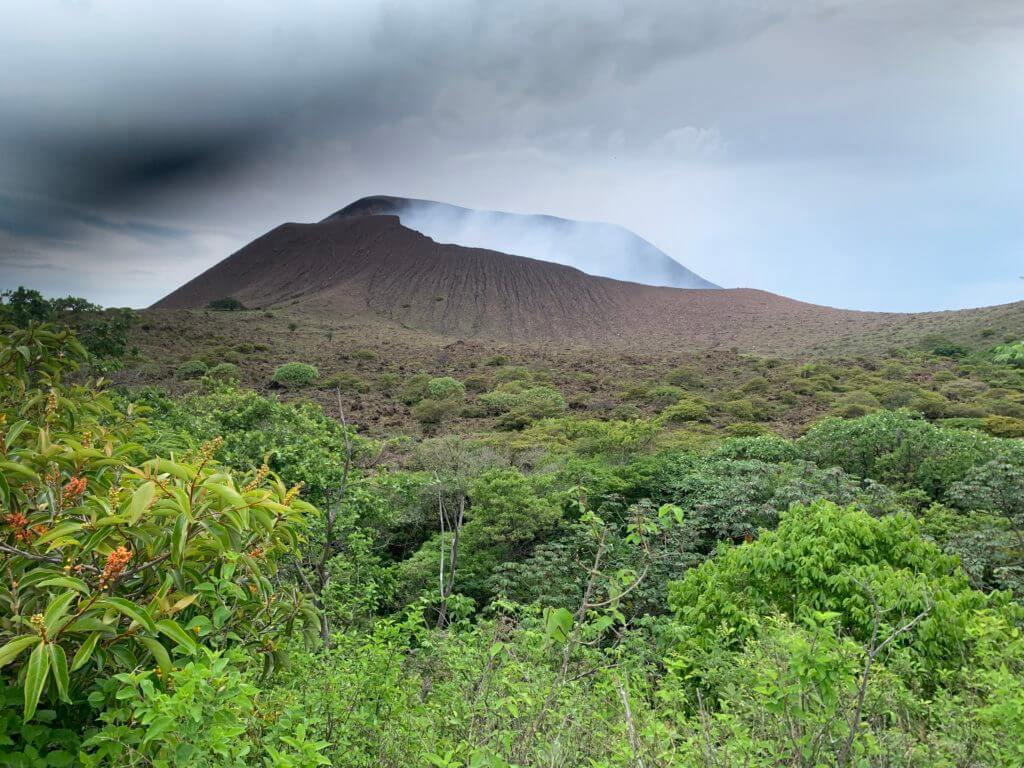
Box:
[982,414,1024,437]
[206,362,241,381]
[175,360,209,380]
[669,501,1014,676]
[411,398,459,430]
[478,383,567,429]
[426,376,466,401]
[348,347,377,361]
[992,340,1024,367]
[799,409,1024,497]
[1,288,135,372]
[661,397,710,423]
[80,651,330,766]
[206,297,246,311]
[140,382,367,507]
[272,362,319,388]
[0,325,316,756]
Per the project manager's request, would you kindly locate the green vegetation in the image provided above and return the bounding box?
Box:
[272,362,319,388]
[206,297,247,311]
[5,312,1024,766]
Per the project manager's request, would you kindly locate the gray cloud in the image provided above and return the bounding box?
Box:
[1,0,1022,310]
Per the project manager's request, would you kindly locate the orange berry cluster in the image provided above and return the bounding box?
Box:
[100,546,132,588]
[62,475,88,506]
[5,512,32,543]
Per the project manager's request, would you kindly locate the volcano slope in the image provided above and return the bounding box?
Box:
[152,213,1022,354]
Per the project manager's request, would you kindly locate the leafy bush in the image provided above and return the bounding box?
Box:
[205,362,240,381]
[205,297,246,311]
[799,409,1024,497]
[992,340,1024,367]
[478,383,567,429]
[983,414,1024,437]
[661,398,710,423]
[0,325,316,743]
[399,373,432,405]
[664,365,703,388]
[669,500,1017,680]
[426,376,466,401]
[348,348,377,361]
[272,362,319,388]
[174,360,208,380]
[411,398,459,429]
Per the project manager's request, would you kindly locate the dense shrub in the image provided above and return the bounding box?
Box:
[478,383,567,429]
[799,409,1024,497]
[426,376,466,401]
[174,359,208,379]
[992,340,1024,367]
[272,362,318,388]
[205,361,240,381]
[661,398,710,423]
[399,373,432,404]
[205,297,246,311]
[0,325,316,757]
[983,414,1024,437]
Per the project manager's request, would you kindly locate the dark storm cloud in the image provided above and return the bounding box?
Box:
[0,193,189,244]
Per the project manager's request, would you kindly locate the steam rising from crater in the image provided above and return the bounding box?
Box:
[331,196,718,290]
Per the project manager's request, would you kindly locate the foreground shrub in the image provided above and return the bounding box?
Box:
[0,324,317,752]
[272,362,318,388]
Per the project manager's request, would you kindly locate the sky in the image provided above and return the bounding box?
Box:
[1,0,1023,312]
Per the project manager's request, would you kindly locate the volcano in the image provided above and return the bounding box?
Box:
[152,200,1023,352]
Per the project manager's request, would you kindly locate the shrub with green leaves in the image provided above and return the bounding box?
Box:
[0,324,318,752]
[992,340,1024,367]
[426,376,466,401]
[661,397,710,423]
[478,383,567,429]
[205,362,240,381]
[205,297,246,311]
[272,362,319,388]
[174,360,208,380]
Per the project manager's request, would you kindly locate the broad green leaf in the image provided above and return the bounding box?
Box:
[43,591,78,635]
[48,644,70,703]
[129,481,156,524]
[38,576,89,595]
[144,458,192,481]
[137,636,171,676]
[71,632,101,672]
[23,641,50,720]
[0,460,39,481]
[544,607,574,643]
[156,619,198,654]
[203,480,245,508]
[0,636,41,669]
[143,715,175,745]
[171,512,189,565]
[99,597,156,634]
[35,521,84,548]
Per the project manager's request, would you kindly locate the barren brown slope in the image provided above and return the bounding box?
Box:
[153,214,1023,352]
